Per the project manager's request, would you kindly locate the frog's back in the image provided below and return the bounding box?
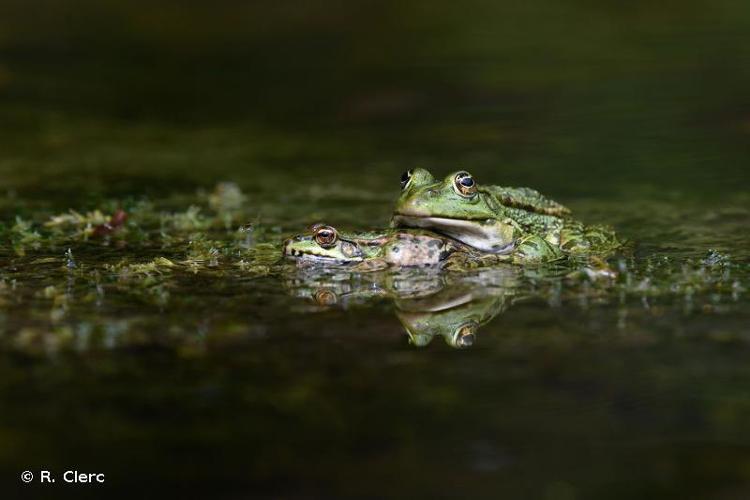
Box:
[481,185,571,216]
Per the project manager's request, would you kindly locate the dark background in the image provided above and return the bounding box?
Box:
[1,0,748,204]
[1,1,749,499]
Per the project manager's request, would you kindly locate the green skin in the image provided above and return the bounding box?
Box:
[283,226,468,270]
[283,225,563,269]
[391,168,619,256]
[284,266,520,349]
[395,289,510,349]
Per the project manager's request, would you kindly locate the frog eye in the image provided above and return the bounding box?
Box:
[400,170,413,191]
[313,289,338,306]
[453,171,477,197]
[314,225,338,248]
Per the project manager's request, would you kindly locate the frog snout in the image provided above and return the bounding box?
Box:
[396,192,434,216]
[282,238,293,255]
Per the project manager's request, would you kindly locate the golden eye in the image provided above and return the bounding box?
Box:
[453,171,477,197]
[314,225,338,248]
[400,169,413,191]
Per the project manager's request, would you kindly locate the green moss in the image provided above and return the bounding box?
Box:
[9,217,42,256]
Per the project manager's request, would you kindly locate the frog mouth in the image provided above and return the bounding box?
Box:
[283,248,357,262]
[284,250,361,264]
[391,215,515,254]
[283,240,363,263]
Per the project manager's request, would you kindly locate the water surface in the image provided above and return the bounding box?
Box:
[1,1,749,498]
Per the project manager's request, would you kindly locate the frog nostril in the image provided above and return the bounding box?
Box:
[428,189,439,197]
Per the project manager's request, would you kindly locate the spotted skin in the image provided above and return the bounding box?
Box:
[283,226,467,268]
[392,168,620,257]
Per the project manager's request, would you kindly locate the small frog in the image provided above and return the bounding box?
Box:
[283,223,563,271]
[283,224,472,271]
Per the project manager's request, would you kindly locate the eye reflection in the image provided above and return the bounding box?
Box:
[453,321,478,348]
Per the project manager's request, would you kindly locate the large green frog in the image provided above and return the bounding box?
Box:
[391,168,620,256]
[283,223,562,270]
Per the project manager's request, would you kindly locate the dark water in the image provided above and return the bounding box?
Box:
[1,1,750,498]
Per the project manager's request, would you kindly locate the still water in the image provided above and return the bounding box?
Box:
[1,0,749,497]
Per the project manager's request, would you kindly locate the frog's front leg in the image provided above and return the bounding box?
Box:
[559,221,591,255]
[560,222,620,257]
[512,234,565,264]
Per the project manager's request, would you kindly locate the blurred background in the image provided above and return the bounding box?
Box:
[1,0,748,207]
[1,1,749,498]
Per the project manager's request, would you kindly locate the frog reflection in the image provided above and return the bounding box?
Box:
[394,287,511,349]
[283,263,453,310]
[289,267,520,349]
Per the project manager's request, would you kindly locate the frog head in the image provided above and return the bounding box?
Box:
[283,224,365,263]
[391,168,516,253]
